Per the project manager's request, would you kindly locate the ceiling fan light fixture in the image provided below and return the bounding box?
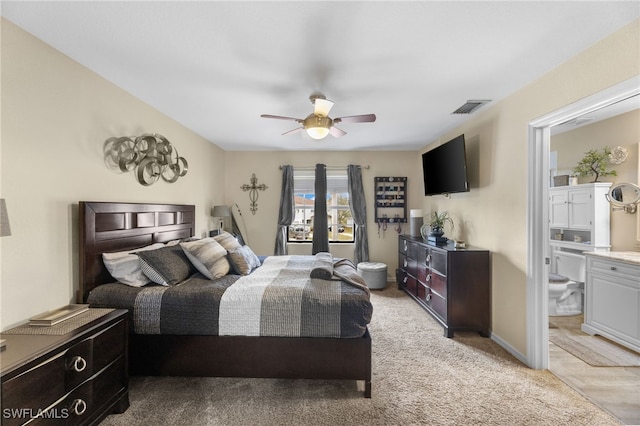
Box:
[306,126,330,140]
[303,115,332,140]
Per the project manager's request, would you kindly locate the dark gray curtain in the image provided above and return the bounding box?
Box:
[274,165,294,255]
[348,164,369,264]
[312,164,329,254]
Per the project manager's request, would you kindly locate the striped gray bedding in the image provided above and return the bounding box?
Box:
[87,255,373,338]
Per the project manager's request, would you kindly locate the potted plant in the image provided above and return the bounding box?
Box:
[572,147,617,183]
[420,211,454,240]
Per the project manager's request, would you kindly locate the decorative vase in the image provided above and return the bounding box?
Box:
[430,227,444,238]
[419,223,429,240]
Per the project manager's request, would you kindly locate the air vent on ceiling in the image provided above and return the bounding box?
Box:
[452,100,491,114]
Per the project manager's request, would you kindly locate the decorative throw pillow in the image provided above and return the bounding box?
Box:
[137,245,197,286]
[180,237,230,280]
[213,231,242,251]
[102,242,166,287]
[227,245,261,275]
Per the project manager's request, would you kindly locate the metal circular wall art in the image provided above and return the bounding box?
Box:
[104,133,188,186]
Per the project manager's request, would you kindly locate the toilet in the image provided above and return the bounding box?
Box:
[548,250,585,316]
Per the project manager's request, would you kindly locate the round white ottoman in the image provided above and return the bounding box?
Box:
[357,262,388,290]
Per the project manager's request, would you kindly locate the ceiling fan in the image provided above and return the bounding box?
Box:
[260,94,376,140]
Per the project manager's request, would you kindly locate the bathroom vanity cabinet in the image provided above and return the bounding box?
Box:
[549,182,611,252]
[582,252,640,353]
[397,235,490,338]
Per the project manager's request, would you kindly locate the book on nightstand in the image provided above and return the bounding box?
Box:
[29,304,89,326]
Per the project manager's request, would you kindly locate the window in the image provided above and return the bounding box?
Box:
[288,169,354,243]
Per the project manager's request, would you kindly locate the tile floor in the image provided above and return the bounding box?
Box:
[548,315,640,425]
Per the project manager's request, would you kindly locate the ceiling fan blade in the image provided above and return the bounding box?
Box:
[329,126,347,138]
[333,114,377,124]
[314,98,334,117]
[282,127,303,136]
[261,114,303,122]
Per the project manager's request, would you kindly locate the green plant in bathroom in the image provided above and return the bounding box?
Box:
[572,147,617,182]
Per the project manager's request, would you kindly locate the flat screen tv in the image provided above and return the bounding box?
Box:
[422,134,469,196]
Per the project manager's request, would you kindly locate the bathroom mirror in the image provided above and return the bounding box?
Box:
[605,182,640,213]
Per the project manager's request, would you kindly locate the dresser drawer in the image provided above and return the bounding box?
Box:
[427,271,447,298]
[397,268,411,290]
[406,241,418,261]
[588,257,640,284]
[404,274,418,296]
[427,250,447,276]
[399,237,409,254]
[425,289,447,321]
[398,252,409,271]
[406,257,418,279]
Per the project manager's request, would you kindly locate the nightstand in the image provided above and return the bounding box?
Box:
[1,309,129,425]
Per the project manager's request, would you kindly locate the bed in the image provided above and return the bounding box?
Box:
[78,201,373,397]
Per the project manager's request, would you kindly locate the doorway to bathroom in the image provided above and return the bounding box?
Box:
[527,76,640,423]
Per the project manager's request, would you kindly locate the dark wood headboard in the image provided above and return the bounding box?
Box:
[78,201,196,303]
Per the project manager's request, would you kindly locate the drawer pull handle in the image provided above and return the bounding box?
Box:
[403,276,408,284]
[426,254,431,263]
[426,294,432,301]
[71,399,87,416]
[404,259,408,267]
[426,275,431,282]
[70,356,87,372]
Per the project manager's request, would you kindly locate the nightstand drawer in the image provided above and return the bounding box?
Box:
[2,352,67,421]
[41,357,126,426]
[1,310,129,426]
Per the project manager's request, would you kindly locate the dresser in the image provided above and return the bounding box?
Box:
[397,235,491,338]
[1,309,129,425]
[582,252,640,352]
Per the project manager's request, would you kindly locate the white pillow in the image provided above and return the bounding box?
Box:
[180,237,230,279]
[102,243,165,286]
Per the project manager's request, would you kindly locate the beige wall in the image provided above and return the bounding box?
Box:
[418,19,639,356]
[224,151,423,271]
[0,20,227,328]
[552,110,639,251]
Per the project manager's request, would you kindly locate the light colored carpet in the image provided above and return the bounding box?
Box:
[549,331,640,367]
[102,287,619,425]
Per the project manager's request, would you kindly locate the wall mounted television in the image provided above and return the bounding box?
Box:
[422,134,469,196]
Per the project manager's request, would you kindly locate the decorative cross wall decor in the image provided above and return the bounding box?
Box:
[241,173,268,215]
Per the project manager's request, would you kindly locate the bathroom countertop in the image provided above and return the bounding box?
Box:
[585,251,640,266]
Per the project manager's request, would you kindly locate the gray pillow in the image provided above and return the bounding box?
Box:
[227,245,261,275]
[137,245,197,286]
[213,231,242,251]
[180,237,230,279]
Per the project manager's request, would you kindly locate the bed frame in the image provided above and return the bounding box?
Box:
[79,201,372,397]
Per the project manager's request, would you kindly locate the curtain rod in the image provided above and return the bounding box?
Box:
[279,165,370,170]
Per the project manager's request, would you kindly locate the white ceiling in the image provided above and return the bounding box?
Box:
[2,1,639,151]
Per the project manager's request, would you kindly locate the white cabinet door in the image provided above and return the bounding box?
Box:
[567,188,591,229]
[549,191,569,228]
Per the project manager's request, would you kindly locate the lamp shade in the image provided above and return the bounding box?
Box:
[306,127,330,140]
[1,199,11,237]
[211,205,231,218]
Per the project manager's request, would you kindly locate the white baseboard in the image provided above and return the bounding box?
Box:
[491,331,529,366]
